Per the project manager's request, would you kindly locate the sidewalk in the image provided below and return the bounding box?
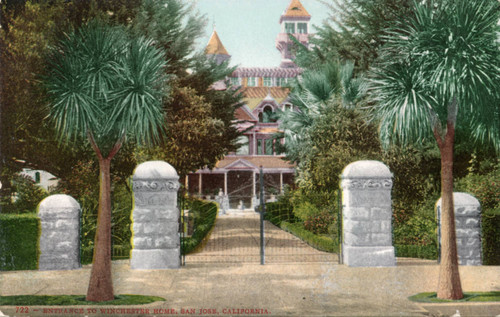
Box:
[1,214,499,316]
[1,261,499,316]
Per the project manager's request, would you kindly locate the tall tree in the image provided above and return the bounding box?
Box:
[370,0,499,299]
[295,0,414,71]
[44,21,167,301]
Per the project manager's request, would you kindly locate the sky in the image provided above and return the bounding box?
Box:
[192,0,332,67]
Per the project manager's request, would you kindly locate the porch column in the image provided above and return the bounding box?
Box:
[251,170,258,208]
[224,172,228,195]
[280,172,283,194]
[198,173,202,195]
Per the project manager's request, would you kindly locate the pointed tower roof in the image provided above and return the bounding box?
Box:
[205,30,229,56]
[283,0,310,18]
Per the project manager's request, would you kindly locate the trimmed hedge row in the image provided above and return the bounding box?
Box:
[181,199,218,255]
[264,201,296,226]
[0,213,40,270]
[482,209,500,265]
[395,244,438,260]
[280,221,338,253]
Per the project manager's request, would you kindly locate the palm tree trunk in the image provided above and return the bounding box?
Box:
[436,121,463,300]
[86,157,114,302]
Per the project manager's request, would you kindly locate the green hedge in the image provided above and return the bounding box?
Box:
[264,201,296,226]
[0,213,40,270]
[395,244,438,260]
[280,221,338,253]
[181,199,218,255]
[482,209,500,265]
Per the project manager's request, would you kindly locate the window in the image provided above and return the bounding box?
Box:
[285,22,295,34]
[260,105,275,123]
[277,77,291,86]
[35,172,40,184]
[230,77,240,86]
[263,77,273,87]
[265,139,274,155]
[247,77,257,87]
[298,23,307,34]
[283,103,293,111]
[257,139,263,155]
[236,136,249,155]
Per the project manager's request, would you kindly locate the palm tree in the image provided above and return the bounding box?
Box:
[278,61,366,163]
[370,0,499,299]
[44,21,167,302]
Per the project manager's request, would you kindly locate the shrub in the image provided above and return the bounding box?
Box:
[304,210,335,234]
[0,213,40,270]
[3,174,49,214]
[265,201,295,226]
[181,199,218,255]
[395,244,438,260]
[393,211,437,246]
[281,221,338,253]
[482,208,500,265]
[455,168,500,210]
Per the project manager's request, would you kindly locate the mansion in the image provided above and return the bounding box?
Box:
[186,0,311,210]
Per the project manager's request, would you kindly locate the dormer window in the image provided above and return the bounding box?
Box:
[285,23,295,34]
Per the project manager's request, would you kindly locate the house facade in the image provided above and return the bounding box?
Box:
[186,0,311,210]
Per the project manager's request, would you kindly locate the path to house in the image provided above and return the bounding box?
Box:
[185,212,338,263]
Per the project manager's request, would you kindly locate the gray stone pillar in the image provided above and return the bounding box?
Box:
[131,161,180,269]
[340,160,395,267]
[38,194,81,270]
[437,192,482,265]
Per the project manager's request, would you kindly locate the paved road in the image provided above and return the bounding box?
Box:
[186,213,338,263]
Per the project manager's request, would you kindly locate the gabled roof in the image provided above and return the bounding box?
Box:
[282,0,310,18]
[205,30,229,56]
[215,156,295,170]
[235,106,257,122]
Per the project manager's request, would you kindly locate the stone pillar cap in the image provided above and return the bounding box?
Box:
[38,194,80,217]
[437,192,480,206]
[133,161,179,180]
[341,160,392,179]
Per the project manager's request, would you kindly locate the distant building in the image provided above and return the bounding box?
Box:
[20,168,58,191]
[186,0,311,210]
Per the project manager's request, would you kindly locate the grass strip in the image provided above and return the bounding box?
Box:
[0,295,165,306]
[409,292,500,303]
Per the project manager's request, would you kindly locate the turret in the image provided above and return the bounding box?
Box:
[205,29,231,65]
[275,0,311,68]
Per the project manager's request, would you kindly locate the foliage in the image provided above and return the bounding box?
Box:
[131,0,243,175]
[304,210,335,235]
[280,222,338,253]
[0,213,40,271]
[295,0,414,71]
[3,174,49,214]
[264,201,296,226]
[0,295,165,306]
[455,165,500,210]
[181,199,218,255]
[369,0,500,151]
[395,244,438,260]
[393,211,437,246]
[481,209,500,265]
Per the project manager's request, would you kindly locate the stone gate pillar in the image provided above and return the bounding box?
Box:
[437,192,482,265]
[38,194,81,270]
[131,161,180,269]
[340,160,395,267]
